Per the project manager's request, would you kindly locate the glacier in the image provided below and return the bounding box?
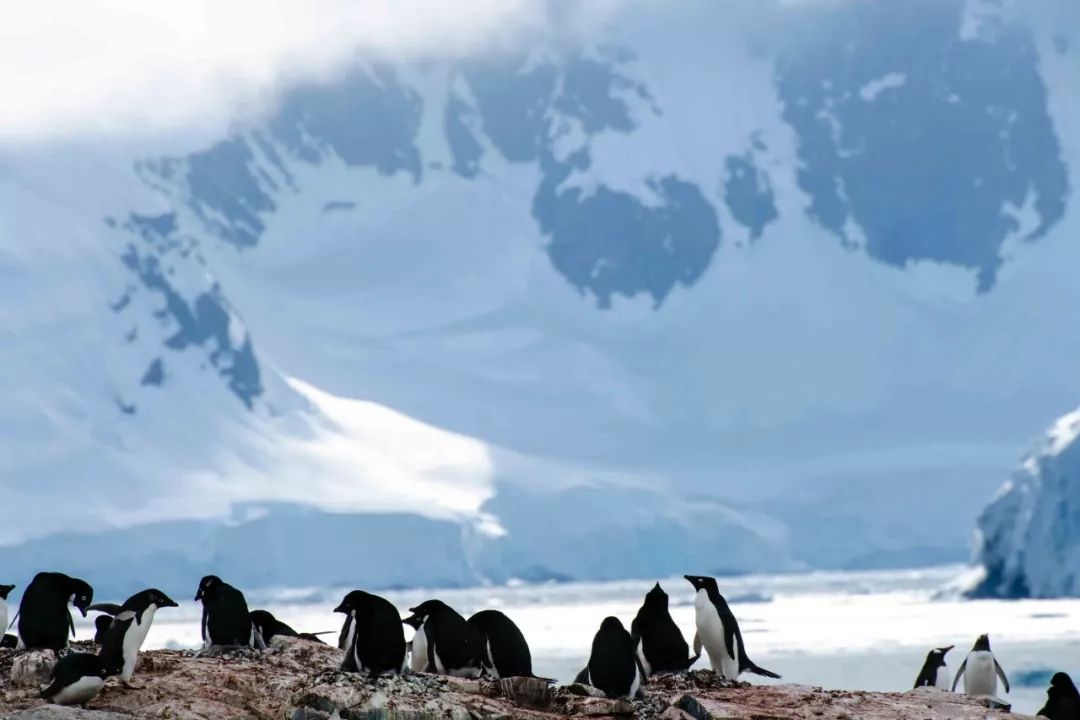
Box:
[1,0,1079,592]
[970,408,1080,598]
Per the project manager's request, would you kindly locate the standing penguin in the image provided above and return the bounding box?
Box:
[631,583,698,677]
[574,616,642,699]
[684,575,780,681]
[40,653,121,707]
[0,583,14,638]
[194,575,263,648]
[913,645,954,689]
[334,591,407,678]
[18,572,94,650]
[952,634,1009,696]
[98,589,178,684]
[403,599,482,678]
[1038,672,1080,720]
[467,609,534,679]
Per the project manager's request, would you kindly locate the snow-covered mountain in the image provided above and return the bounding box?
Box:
[2,0,1078,595]
[970,407,1080,598]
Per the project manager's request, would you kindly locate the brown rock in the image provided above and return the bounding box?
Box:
[10,650,58,689]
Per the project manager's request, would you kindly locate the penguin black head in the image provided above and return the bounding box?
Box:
[973,634,991,652]
[642,582,669,610]
[0,584,14,600]
[68,578,94,617]
[925,645,953,666]
[94,616,113,643]
[403,599,453,627]
[250,609,277,626]
[128,588,179,611]
[195,575,223,602]
[101,658,125,678]
[684,575,717,592]
[0,634,16,648]
[1049,672,1080,698]
[334,590,376,616]
[599,616,626,634]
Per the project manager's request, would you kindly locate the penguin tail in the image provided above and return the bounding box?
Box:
[686,653,701,669]
[526,673,557,684]
[744,662,781,679]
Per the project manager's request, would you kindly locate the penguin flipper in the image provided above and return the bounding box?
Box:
[693,632,702,657]
[68,613,75,639]
[995,660,1010,694]
[686,652,701,670]
[39,678,62,700]
[86,603,124,616]
[951,658,967,692]
[743,660,781,680]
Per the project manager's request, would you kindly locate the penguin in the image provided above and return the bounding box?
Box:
[952,634,1009,696]
[913,645,954,690]
[86,603,124,645]
[1,633,17,648]
[1038,672,1080,720]
[94,616,114,645]
[40,653,121,707]
[684,575,780,681]
[575,616,642,700]
[194,575,263,648]
[631,582,698,677]
[17,572,93,650]
[0,583,14,638]
[467,609,535,679]
[334,590,407,678]
[402,599,482,678]
[250,609,328,644]
[98,589,178,683]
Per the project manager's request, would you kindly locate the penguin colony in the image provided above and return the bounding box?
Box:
[0,572,1076,718]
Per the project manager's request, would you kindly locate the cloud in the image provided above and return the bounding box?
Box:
[0,0,582,142]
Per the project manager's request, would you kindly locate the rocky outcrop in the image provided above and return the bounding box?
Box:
[1,640,1034,719]
[970,408,1080,598]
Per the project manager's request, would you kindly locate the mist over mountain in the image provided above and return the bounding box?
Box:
[1,0,1077,594]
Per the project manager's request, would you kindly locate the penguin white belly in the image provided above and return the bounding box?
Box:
[934,665,951,690]
[486,638,500,679]
[52,676,104,706]
[694,592,740,679]
[636,639,652,678]
[627,662,642,699]
[342,618,356,652]
[122,608,156,681]
[410,626,429,672]
[963,652,997,696]
[0,598,7,635]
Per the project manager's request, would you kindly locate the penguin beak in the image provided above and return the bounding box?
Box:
[402,613,422,629]
[333,603,346,614]
[194,588,204,602]
[162,596,179,608]
[942,645,954,654]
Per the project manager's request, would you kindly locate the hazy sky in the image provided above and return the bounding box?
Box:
[0,0,614,141]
